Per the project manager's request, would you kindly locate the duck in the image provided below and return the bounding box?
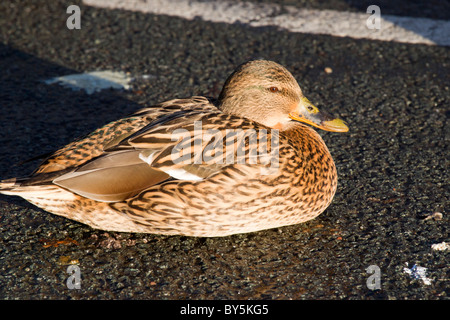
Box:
[0,60,348,237]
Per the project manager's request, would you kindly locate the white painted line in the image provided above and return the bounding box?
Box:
[45,70,132,94]
[83,0,450,46]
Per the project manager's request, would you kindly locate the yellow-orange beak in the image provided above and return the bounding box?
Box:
[289,97,349,132]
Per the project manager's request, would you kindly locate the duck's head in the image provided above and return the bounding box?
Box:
[218,60,348,132]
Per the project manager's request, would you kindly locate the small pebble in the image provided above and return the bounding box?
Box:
[431,242,449,251]
[424,212,443,221]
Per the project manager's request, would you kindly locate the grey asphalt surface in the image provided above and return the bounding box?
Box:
[0,0,448,301]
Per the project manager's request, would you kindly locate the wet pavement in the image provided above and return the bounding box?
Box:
[0,0,448,301]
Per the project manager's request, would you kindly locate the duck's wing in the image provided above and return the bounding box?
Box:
[15,97,278,202]
[124,111,280,181]
[32,96,215,174]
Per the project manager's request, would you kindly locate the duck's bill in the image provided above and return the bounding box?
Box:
[289,109,349,132]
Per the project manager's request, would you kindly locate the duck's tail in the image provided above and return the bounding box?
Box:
[0,177,76,202]
[0,176,147,233]
[1,178,27,194]
[0,177,17,191]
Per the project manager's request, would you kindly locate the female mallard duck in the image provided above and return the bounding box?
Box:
[0,60,348,237]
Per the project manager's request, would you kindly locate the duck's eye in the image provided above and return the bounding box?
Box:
[269,86,279,93]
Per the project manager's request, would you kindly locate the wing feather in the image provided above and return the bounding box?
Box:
[18,97,280,203]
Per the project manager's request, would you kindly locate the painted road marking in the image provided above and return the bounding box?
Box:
[45,71,132,94]
[83,0,449,46]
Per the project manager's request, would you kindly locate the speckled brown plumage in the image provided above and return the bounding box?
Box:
[0,60,348,237]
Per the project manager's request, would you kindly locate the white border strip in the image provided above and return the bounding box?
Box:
[83,0,450,46]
